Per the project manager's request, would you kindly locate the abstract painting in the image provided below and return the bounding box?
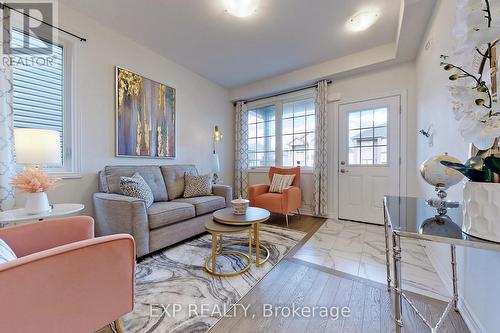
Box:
[116,67,175,158]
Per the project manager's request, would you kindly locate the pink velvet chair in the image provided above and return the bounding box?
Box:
[248,166,302,226]
[0,216,136,333]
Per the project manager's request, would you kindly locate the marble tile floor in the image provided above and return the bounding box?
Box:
[293,219,451,301]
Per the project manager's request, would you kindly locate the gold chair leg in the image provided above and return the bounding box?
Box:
[113,319,124,333]
[285,214,289,227]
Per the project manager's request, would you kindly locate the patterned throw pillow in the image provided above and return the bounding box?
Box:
[0,239,17,264]
[183,173,212,198]
[120,173,154,207]
[269,174,295,193]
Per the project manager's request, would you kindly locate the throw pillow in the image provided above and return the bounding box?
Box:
[183,173,212,198]
[269,174,295,193]
[120,173,154,207]
[0,239,17,264]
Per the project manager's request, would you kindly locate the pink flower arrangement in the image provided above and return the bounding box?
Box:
[11,167,60,193]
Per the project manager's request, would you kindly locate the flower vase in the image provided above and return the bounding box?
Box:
[25,192,51,215]
[462,182,500,243]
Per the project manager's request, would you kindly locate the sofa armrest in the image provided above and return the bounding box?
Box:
[212,184,233,207]
[93,192,149,257]
[0,216,94,258]
[0,234,135,333]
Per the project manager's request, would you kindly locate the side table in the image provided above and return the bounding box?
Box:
[204,218,252,277]
[0,204,85,228]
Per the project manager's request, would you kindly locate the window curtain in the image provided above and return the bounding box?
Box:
[0,9,16,211]
[313,80,328,216]
[234,101,249,198]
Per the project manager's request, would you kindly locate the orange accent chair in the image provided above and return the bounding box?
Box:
[248,166,301,226]
[0,216,135,333]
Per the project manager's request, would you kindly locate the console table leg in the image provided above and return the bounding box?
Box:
[384,214,392,291]
[392,232,403,332]
[451,244,459,311]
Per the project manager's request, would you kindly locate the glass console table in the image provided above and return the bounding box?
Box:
[383,196,500,333]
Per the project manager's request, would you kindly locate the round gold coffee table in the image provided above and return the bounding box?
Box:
[204,218,252,277]
[212,207,271,267]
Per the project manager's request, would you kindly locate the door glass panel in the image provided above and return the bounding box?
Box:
[360,128,374,147]
[375,126,387,145]
[374,108,387,126]
[347,109,388,165]
[360,110,374,127]
[361,147,373,165]
[374,145,387,164]
[349,111,361,129]
[349,147,360,164]
[349,129,361,147]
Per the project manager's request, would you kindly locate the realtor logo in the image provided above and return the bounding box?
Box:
[1,1,56,55]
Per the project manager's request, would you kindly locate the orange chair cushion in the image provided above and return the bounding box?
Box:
[254,193,284,214]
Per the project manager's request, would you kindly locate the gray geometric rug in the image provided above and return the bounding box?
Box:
[122,224,306,333]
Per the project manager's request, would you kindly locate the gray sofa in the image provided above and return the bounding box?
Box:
[93,165,232,257]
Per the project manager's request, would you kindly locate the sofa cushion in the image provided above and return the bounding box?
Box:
[102,166,169,202]
[173,196,225,216]
[147,202,195,230]
[160,165,198,200]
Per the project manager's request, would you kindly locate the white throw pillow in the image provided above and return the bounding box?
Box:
[120,173,155,207]
[269,174,295,193]
[0,239,17,264]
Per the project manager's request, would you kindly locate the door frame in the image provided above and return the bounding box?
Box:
[330,90,408,221]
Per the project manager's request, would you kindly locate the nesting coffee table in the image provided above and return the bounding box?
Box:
[213,207,271,267]
[204,207,271,277]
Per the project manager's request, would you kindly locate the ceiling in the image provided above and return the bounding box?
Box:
[60,0,430,88]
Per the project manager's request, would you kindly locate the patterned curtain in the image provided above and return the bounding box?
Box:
[313,80,328,216]
[234,101,249,198]
[0,9,16,211]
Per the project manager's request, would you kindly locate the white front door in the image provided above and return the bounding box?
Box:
[338,96,401,225]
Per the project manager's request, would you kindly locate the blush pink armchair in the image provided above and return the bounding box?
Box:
[248,166,301,226]
[0,216,136,333]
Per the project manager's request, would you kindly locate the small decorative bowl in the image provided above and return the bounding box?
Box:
[231,197,249,215]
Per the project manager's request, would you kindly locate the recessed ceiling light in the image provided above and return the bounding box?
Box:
[223,0,260,18]
[346,10,380,32]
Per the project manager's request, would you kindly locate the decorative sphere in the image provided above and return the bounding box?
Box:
[420,153,464,189]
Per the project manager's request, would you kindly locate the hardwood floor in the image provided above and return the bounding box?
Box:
[209,214,470,333]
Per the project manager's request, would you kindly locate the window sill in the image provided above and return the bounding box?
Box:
[247,167,313,174]
[48,171,82,179]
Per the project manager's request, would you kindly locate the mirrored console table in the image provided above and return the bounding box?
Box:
[383,196,500,333]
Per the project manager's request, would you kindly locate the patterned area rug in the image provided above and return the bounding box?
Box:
[122,225,305,333]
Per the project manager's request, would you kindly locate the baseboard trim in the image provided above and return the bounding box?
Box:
[458,298,485,333]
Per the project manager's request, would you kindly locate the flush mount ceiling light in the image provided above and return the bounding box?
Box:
[223,0,260,18]
[346,10,380,32]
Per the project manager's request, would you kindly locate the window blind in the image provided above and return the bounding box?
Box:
[11,30,64,136]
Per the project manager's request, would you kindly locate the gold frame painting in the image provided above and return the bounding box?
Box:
[115,66,176,158]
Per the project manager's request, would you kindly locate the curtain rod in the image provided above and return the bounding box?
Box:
[0,3,87,42]
[238,80,332,104]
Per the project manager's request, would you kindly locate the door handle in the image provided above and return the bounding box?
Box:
[340,169,349,173]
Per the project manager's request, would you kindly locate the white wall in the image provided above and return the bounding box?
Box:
[247,62,418,217]
[416,0,500,331]
[17,4,233,215]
